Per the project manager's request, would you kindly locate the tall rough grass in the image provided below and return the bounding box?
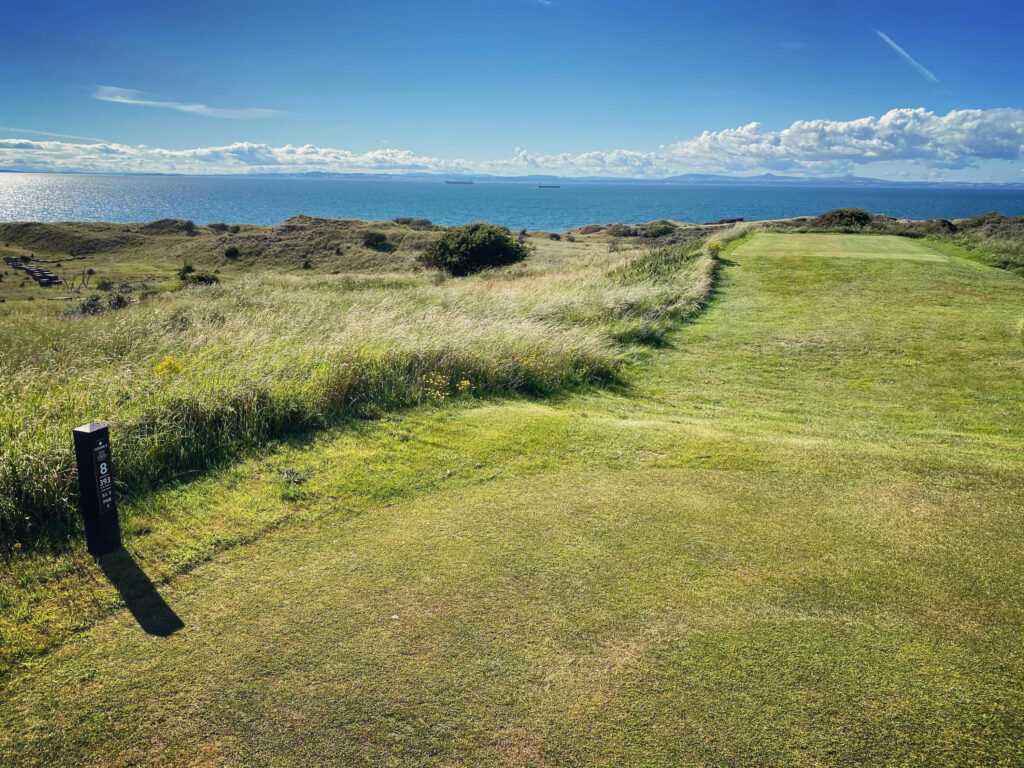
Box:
[1,239,715,548]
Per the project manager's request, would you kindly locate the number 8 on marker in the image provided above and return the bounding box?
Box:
[99,462,108,476]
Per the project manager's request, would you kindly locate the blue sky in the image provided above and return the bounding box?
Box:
[1,0,1023,180]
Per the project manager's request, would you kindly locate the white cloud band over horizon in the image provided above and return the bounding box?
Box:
[93,86,287,120]
[2,108,1023,180]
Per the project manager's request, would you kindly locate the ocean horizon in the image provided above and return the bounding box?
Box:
[3,172,1024,232]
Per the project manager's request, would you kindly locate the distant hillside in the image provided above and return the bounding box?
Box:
[0,216,446,274]
[4,168,1024,188]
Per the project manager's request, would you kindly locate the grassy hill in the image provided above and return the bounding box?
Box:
[1,231,1021,766]
[0,217,433,305]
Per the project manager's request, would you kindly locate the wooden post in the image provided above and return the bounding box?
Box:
[73,423,122,556]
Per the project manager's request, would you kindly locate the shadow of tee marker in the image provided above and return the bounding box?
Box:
[96,549,184,637]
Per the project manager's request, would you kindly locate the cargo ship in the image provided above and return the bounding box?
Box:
[537,184,560,188]
[444,180,474,185]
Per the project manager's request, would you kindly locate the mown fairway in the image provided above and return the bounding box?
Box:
[3,233,1023,767]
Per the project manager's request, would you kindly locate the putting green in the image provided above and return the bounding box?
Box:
[749,231,947,260]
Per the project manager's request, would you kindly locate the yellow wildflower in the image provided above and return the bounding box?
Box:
[154,355,183,376]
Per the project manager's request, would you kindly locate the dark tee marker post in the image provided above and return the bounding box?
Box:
[73,422,122,556]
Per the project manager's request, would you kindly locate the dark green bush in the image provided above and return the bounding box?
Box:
[957,212,1024,239]
[224,246,241,260]
[63,292,132,317]
[394,217,436,230]
[228,224,241,234]
[811,208,873,229]
[645,223,676,239]
[182,272,220,286]
[362,232,394,252]
[208,222,229,232]
[419,222,530,276]
[107,292,131,310]
[606,223,640,237]
[65,294,104,317]
[919,219,958,235]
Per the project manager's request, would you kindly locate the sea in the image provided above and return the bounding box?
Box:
[2,173,1024,231]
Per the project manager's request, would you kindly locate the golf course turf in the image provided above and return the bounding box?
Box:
[2,232,1022,766]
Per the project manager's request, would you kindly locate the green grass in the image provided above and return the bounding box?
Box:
[0,223,719,673]
[1,232,1022,766]
[0,221,713,547]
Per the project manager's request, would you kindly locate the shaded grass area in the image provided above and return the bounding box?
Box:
[2,233,1022,766]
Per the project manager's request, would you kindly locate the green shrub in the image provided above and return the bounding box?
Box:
[224,246,241,260]
[107,292,132,310]
[228,224,241,234]
[606,223,639,237]
[208,222,229,232]
[362,232,394,252]
[395,217,437,231]
[811,208,873,229]
[64,294,105,317]
[63,292,131,317]
[419,223,530,276]
[182,272,220,286]
[645,223,676,239]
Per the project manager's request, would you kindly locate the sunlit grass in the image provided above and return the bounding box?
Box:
[2,233,1021,766]
[0,233,715,548]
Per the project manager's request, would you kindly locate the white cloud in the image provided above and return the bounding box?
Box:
[874,31,940,84]
[2,108,1022,179]
[0,139,472,175]
[658,108,1024,172]
[93,86,286,120]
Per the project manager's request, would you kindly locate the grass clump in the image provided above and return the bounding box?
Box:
[419,222,531,276]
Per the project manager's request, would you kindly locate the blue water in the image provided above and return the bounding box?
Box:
[2,173,1023,231]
